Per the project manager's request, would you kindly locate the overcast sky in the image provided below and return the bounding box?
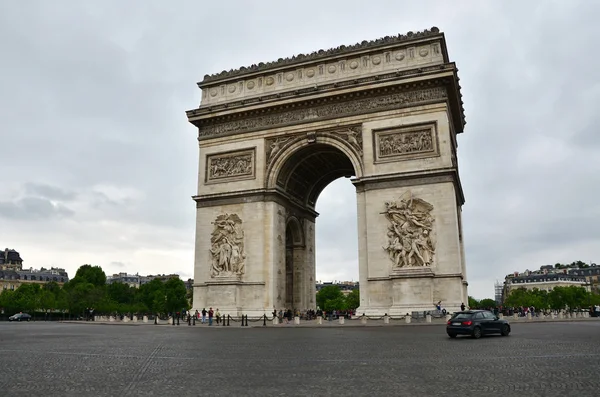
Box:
[1,1,598,299]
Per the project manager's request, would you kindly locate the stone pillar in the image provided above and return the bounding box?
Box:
[384,315,390,324]
[360,316,367,325]
[526,313,532,320]
[142,316,148,323]
[551,312,556,319]
[294,316,300,325]
[123,316,130,323]
[498,313,504,319]
[339,317,345,325]
[426,314,432,323]
[559,312,564,319]
[405,316,411,324]
[317,316,322,325]
[133,316,138,323]
[109,316,115,322]
[155,317,160,324]
[513,313,518,319]
[272,317,279,325]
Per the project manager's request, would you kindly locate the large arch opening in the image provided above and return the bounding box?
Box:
[276,141,359,312]
[275,143,356,209]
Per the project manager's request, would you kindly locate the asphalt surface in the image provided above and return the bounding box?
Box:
[0,320,599,396]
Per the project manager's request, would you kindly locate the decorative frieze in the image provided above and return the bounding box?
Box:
[199,86,447,139]
[374,123,438,162]
[206,148,255,183]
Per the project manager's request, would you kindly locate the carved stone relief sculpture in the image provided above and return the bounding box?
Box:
[206,149,255,182]
[382,191,436,268]
[209,213,247,277]
[338,126,363,156]
[374,123,437,162]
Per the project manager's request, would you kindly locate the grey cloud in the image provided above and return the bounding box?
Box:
[0,197,74,220]
[24,183,77,201]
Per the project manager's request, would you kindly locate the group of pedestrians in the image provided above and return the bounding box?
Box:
[191,307,221,325]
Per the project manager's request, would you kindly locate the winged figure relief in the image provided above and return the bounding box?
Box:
[382,191,436,268]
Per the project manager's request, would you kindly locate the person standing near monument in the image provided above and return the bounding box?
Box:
[460,303,466,311]
[215,308,221,324]
[201,308,207,323]
[208,307,214,326]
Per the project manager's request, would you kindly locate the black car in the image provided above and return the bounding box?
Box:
[8,313,32,322]
[446,310,510,339]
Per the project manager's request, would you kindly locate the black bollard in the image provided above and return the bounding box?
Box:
[222,315,225,326]
[263,314,267,327]
[177,316,180,326]
[172,316,175,326]
[154,315,157,325]
[193,316,196,326]
[227,315,230,326]
[241,315,244,327]
[188,316,191,326]
[245,315,249,327]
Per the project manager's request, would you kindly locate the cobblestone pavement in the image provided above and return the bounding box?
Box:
[1,321,599,396]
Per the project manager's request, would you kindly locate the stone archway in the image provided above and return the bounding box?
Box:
[187,27,469,316]
[274,140,359,313]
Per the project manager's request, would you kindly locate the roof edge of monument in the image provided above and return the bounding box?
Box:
[200,27,443,85]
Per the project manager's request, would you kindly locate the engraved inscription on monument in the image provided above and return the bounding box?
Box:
[209,213,246,278]
[206,148,255,182]
[374,123,438,162]
[382,191,436,268]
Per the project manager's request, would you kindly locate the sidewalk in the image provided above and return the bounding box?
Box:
[60,316,600,328]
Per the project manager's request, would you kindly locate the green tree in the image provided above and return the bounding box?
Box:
[73,264,107,287]
[13,283,41,314]
[316,286,344,310]
[164,278,188,314]
[468,296,480,309]
[139,278,166,314]
[0,290,17,313]
[324,296,347,312]
[345,289,360,310]
[39,290,56,313]
[478,298,497,309]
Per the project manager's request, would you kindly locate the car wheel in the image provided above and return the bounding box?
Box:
[501,324,510,336]
[447,332,457,339]
[471,326,482,339]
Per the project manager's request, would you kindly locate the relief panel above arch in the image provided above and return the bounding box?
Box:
[373,122,439,163]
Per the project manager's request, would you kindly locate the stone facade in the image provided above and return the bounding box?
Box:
[187,27,468,316]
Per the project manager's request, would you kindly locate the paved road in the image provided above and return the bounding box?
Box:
[0,321,599,396]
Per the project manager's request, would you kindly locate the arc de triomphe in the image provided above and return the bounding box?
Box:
[186,27,468,316]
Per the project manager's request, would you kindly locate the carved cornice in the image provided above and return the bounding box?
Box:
[193,189,319,220]
[195,82,449,140]
[201,27,442,84]
[353,168,465,205]
[190,63,455,115]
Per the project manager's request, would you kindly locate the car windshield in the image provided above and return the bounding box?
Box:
[451,313,473,319]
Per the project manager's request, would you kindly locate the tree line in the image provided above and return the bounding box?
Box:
[316,286,359,312]
[0,264,190,317]
[470,286,600,311]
